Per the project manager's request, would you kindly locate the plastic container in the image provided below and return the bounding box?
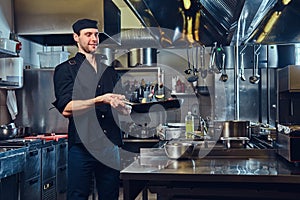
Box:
[38,51,69,68]
[0,38,18,53]
[185,111,194,139]
[0,57,24,89]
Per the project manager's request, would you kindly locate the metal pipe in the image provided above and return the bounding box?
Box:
[143,48,157,66]
[234,16,241,120]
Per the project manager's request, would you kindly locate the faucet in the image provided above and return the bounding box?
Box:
[198,116,208,136]
[191,114,208,136]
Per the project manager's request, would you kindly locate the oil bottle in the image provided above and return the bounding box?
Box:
[185,111,194,139]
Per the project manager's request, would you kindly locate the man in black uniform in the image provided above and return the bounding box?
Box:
[52,18,130,200]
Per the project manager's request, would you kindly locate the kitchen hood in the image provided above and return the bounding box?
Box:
[123,0,300,47]
[231,0,278,45]
[13,0,121,46]
[124,0,246,47]
[245,0,300,44]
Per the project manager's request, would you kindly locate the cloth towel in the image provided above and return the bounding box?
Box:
[6,90,18,120]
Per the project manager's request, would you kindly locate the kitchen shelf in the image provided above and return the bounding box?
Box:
[116,67,160,71]
[171,93,195,96]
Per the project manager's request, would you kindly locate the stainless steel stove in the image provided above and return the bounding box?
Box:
[0,138,42,148]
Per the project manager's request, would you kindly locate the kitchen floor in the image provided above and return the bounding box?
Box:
[118,187,157,200]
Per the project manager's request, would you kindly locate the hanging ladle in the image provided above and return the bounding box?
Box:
[208,42,217,73]
[215,45,224,73]
[239,45,247,81]
[249,45,261,84]
[240,51,246,81]
[185,47,192,75]
[219,52,228,82]
[200,45,207,79]
[187,45,199,83]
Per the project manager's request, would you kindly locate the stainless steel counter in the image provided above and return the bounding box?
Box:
[0,147,26,179]
[121,148,300,200]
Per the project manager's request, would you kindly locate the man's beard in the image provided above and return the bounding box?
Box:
[82,44,98,54]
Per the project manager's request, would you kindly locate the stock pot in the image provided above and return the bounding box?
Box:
[221,120,250,138]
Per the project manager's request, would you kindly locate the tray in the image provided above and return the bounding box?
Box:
[126,98,181,113]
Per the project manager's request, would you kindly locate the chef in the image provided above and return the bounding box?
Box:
[52,18,130,200]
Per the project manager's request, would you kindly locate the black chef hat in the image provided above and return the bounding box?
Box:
[72,18,98,35]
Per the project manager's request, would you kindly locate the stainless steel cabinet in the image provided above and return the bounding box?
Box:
[0,175,19,200]
[56,141,68,200]
[20,147,42,200]
[41,142,56,200]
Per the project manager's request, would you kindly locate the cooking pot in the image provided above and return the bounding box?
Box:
[221,120,250,138]
[0,126,18,140]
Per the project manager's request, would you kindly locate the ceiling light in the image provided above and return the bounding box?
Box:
[256,11,281,43]
[183,0,191,10]
[282,0,292,6]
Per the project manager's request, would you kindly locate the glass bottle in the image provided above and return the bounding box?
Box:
[185,111,194,139]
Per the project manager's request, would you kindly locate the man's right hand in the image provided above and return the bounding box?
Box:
[95,93,126,109]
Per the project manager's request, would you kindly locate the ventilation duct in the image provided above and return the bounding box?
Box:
[120,29,159,48]
[128,48,157,67]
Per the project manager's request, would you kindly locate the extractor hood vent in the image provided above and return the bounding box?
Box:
[124,0,246,47]
[247,0,300,44]
[14,0,121,46]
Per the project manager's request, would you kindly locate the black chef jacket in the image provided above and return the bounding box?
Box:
[52,52,123,148]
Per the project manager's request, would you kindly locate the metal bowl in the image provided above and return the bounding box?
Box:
[164,142,194,159]
[0,127,18,140]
